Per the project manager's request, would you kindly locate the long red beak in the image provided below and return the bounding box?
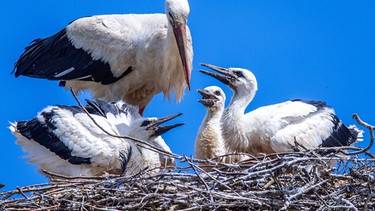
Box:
[173,25,191,90]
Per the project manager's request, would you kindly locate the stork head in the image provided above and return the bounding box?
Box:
[197,86,226,113]
[166,0,191,90]
[138,113,184,138]
[199,63,258,95]
[129,113,184,168]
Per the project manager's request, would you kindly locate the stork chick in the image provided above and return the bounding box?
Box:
[13,0,193,115]
[200,63,362,155]
[195,86,227,162]
[10,100,182,176]
[195,86,248,168]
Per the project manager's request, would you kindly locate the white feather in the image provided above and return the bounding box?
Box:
[201,64,361,156]
[64,0,193,108]
[10,101,176,176]
[195,86,247,165]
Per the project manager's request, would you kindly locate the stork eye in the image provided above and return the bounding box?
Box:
[214,90,221,96]
[141,120,153,127]
[234,71,244,78]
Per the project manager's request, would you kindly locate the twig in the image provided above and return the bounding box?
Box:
[42,169,113,180]
[286,180,328,201]
[184,155,214,203]
[345,113,375,156]
[331,197,358,211]
[16,187,29,199]
[34,205,61,211]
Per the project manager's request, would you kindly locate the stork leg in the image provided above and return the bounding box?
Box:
[138,107,146,116]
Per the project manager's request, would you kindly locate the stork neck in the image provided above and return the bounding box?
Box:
[227,90,255,116]
[166,23,175,42]
[207,108,223,122]
[199,112,222,142]
[222,91,251,139]
[221,91,255,153]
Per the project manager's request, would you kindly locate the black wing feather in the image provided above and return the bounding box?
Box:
[85,99,138,119]
[119,147,133,175]
[16,109,91,165]
[291,99,327,109]
[13,28,132,85]
[321,114,357,147]
[291,99,357,147]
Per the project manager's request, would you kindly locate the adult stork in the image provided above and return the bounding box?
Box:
[13,0,193,115]
[200,64,362,155]
[10,99,182,176]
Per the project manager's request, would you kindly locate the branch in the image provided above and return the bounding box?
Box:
[343,113,375,156]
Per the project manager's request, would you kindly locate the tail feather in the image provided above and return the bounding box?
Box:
[348,125,364,142]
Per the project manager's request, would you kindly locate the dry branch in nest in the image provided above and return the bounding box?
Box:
[1,150,375,210]
[2,107,374,210]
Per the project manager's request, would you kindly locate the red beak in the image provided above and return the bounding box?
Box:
[173,24,191,90]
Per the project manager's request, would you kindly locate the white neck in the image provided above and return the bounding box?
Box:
[195,109,226,160]
[221,89,256,152]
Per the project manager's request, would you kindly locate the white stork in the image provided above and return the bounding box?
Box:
[9,99,182,176]
[13,0,193,115]
[195,86,227,161]
[195,86,248,167]
[200,64,362,155]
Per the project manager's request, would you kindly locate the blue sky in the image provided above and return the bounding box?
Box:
[1,0,374,191]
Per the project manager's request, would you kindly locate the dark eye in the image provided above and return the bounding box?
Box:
[214,90,221,96]
[234,71,244,78]
[141,120,152,127]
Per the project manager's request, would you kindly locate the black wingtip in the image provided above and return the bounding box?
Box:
[85,99,107,117]
[11,67,18,77]
[58,81,66,87]
[321,115,357,147]
[16,120,34,140]
[291,99,327,110]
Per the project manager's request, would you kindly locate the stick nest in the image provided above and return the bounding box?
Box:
[1,149,375,210]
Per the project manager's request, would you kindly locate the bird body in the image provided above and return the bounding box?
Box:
[195,86,227,161]
[224,99,354,155]
[10,100,181,176]
[14,0,193,114]
[195,86,247,165]
[200,64,361,155]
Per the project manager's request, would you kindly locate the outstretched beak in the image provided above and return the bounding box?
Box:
[147,113,184,137]
[197,89,217,107]
[153,122,185,137]
[197,99,215,107]
[173,24,191,90]
[199,63,236,86]
[197,89,217,99]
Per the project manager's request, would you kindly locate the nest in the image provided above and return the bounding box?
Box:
[1,115,374,210]
[1,149,375,210]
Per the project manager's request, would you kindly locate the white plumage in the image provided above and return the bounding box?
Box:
[10,100,182,176]
[200,63,362,155]
[13,0,193,115]
[195,86,227,161]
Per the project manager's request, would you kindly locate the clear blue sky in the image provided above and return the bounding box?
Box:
[1,0,374,191]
